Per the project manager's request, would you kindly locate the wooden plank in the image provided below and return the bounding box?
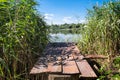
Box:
[30,64,48,74]
[30,57,48,74]
[76,59,97,78]
[30,42,81,75]
[62,56,80,74]
[63,61,80,74]
[48,62,62,73]
[30,59,62,74]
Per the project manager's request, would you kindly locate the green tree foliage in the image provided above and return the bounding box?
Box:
[79,0,120,55]
[49,23,85,34]
[0,0,48,79]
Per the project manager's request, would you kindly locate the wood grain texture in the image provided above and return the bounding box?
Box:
[30,42,97,79]
[76,59,97,77]
[62,55,80,74]
[30,65,48,74]
[48,62,62,73]
[63,61,79,74]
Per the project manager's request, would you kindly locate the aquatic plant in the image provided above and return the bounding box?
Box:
[0,0,48,79]
[79,0,120,55]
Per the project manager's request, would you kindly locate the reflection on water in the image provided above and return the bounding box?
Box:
[49,29,81,34]
[49,33,82,42]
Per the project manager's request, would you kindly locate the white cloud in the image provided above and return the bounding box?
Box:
[44,13,54,25]
[44,14,86,25]
[44,13,54,20]
[62,16,86,24]
[79,19,86,23]
[63,17,72,23]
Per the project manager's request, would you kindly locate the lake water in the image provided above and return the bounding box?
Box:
[49,33,82,42]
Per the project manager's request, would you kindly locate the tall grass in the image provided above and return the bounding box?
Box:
[78,0,120,56]
[0,0,48,80]
[77,1,120,79]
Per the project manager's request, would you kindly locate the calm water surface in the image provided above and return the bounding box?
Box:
[49,33,82,42]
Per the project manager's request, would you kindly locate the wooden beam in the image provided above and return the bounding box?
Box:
[85,54,108,59]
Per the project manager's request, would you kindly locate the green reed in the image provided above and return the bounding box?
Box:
[0,0,48,80]
[78,0,120,56]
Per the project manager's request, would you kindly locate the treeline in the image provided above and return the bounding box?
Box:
[48,23,85,34]
[0,0,48,80]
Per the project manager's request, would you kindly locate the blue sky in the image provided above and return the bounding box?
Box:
[36,0,110,25]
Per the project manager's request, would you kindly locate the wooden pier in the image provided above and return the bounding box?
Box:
[30,42,98,80]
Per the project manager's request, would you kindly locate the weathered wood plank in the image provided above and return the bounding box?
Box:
[48,62,62,73]
[30,57,48,74]
[62,55,80,74]
[76,59,97,78]
[63,61,80,74]
[30,65,48,74]
[30,42,97,78]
